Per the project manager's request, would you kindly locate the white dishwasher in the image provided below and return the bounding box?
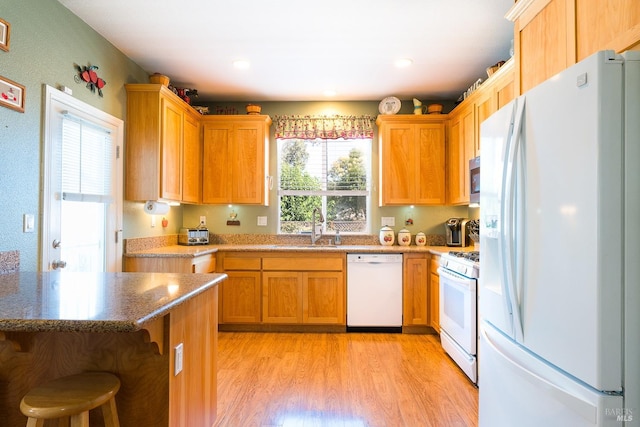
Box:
[346,253,403,331]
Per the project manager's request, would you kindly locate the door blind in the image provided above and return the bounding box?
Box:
[61,114,114,203]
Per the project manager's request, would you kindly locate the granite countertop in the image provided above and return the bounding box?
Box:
[0,271,227,333]
[123,234,478,258]
[123,243,470,257]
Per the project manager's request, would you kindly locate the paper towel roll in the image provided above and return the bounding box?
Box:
[144,201,170,215]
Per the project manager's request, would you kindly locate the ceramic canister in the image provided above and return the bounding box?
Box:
[415,232,426,246]
[398,229,411,246]
[379,226,395,246]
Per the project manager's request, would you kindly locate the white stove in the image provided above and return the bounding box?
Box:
[439,250,479,279]
[438,250,480,384]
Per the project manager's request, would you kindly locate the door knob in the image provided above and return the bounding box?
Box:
[51,260,67,269]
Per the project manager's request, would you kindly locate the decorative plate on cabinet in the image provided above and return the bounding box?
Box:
[378,96,401,115]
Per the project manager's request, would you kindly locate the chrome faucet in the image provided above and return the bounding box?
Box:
[311,208,324,245]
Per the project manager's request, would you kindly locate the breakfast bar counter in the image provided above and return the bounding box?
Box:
[0,271,227,427]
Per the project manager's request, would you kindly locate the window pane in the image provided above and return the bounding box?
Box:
[277,138,371,235]
[60,200,106,272]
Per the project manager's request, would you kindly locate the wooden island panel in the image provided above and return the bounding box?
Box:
[0,272,223,427]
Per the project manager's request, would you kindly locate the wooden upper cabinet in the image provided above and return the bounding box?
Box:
[125,84,201,203]
[508,0,574,94]
[377,115,446,206]
[508,0,640,95]
[160,98,183,201]
[201,115,271,205]
[446,59,513,206]
[576,0,640,60]
[447,103,475,205]
[182,112,202,204]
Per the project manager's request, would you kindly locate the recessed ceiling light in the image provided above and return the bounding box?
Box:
[233,59,250,69]
[394,58,413,68]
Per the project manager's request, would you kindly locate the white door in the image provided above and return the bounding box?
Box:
[42,86,123,272]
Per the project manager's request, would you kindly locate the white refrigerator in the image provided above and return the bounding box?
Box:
[479,50,640,426]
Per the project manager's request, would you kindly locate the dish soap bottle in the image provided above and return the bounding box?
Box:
[334,230,342,245]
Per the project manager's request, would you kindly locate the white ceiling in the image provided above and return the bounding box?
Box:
[57,0,515,102]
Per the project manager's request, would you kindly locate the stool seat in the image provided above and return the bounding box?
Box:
[20,372,120,427]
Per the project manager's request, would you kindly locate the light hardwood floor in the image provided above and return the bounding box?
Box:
[214,332,478,427]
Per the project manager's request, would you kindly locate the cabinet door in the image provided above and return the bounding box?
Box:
[447,105,475,205]
[461,105,476,200]
[192,254,215,273]
[475,89,497,153]
[495,71,515,110]
[447,113,465,205]
[380,122,414,205]
[160,97,183,201]
[303,272,344,325]
[429,256,441,332]
[576,0,640,60]
[403,255,429,326]
[232,121,265,204]
[518,0,572,93]
[415,123,445,205]
[262,272,302,324]
[220,271,261,323]
[182,112,201,204]
[202,123,232,204]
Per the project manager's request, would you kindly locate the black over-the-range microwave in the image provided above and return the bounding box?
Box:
[469,156,480,205]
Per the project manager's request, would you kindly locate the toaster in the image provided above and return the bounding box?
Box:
[178,227,209,246]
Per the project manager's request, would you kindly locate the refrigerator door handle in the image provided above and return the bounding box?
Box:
[498,98,519,329]
[481,325,598,424]
[502,96,526,342]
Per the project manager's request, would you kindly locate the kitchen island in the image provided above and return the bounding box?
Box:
[0,271,226,427]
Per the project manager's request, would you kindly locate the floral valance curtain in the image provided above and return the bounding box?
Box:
[273,115,375,140]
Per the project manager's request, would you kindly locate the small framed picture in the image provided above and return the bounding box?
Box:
[0,75,25,113]
[0,18,10,52]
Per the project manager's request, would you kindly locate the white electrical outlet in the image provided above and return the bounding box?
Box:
[381,216,395,227]
[199,216,206,226]
[257,216,267,226]
[174,343,183,376]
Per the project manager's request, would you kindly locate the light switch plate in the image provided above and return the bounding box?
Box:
[381,216,395,227]
[23,214,35,233]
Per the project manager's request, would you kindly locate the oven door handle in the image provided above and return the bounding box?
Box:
[437,267,476,288]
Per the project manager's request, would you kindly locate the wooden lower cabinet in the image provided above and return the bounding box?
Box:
[403,253,440,332]
[221,271,262,323]
[262,272,302,324]
[303,272,344,324]
[429,255,441,332]
[218,253,262,324]
[403,254,429,326]
[218,252,346,327]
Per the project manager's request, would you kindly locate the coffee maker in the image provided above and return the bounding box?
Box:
[445,218,470,247]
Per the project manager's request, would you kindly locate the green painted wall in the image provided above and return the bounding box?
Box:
[0,0,149,270]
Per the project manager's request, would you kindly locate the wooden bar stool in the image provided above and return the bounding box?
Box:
[20,372,121,427]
